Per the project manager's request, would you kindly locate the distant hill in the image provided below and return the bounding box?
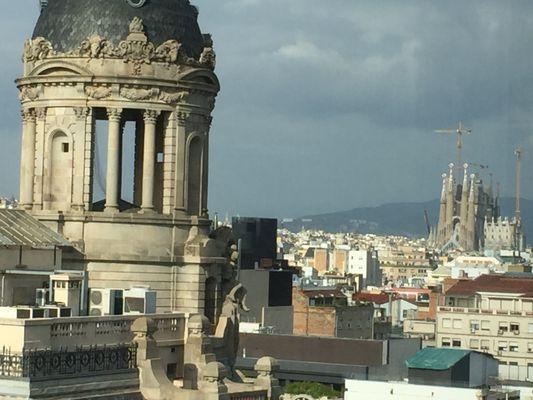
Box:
[281,197,533,242]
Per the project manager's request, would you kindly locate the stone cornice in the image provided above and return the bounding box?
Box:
[22,17,216,74]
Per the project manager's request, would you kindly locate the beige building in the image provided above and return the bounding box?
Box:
[436,274,533,381]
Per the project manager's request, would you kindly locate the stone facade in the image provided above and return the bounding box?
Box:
[17,1,228,316]
[434,164,499,253]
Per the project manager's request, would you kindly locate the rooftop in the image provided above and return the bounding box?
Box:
[445,274,533,298]
[33,0,206,57]
[405,348,471,371]
[0,209,71,248]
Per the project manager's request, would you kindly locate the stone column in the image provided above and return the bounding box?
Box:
[141,110,159,212]
[19,109,36,209]
[105,108,122,212]
[174,112,188,213]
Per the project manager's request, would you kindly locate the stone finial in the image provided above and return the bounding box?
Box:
[188,314,211,335]
[199,362,229,395]
[254,356,280,376]
[254,357,281,400]
[131,316,157,338]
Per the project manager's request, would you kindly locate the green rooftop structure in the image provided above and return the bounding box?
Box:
[406,348,472,371]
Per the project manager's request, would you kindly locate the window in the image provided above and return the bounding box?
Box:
[498,341,508,352]
[402,310,408,318]
[470,320,480,331]
[481,320,490,331]
[157,152,164,163]
[470,339,480,349]
[452,339,462,348]
[509,342,519,352]
[442,318,452,328]
[453,319,463,329]
[442,338,451,347]
[499,322,509,333]
[481,340,490,350]
[510,323,520,333]
[528,343,533,353]
[62,142,69,153]
[528,323,533,334]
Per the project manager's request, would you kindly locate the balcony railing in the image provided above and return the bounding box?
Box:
[437,307,533,316]
[0,313,187,352]
[0,343,137,381]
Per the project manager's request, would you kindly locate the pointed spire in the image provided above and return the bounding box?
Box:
[440,173,447,201]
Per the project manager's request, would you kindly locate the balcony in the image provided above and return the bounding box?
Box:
[0,313,187,352]
[438,307,533,317]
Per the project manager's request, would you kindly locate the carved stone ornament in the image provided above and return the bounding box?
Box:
[35,108,47,120]
[19,85,42,101]
[23,37,53,62]
[85,85,112,100]
[21,20,216,72]
[120,87,159,101]
[79,35,115,59]
[74,107,89,119]
[159,90,188,104]
[129,17,144,34]
[143,110,160,124]
[21,109,36,123]
[199,46,216,70]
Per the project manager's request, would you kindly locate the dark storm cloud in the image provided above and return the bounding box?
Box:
[0,1,531,218]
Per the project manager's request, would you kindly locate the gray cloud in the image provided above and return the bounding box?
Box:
[0,1,531,218]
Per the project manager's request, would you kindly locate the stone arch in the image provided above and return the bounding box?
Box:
[185,133,204,215]
[29,60,92,76]
[45,129,73,210]
[178,69,220,89]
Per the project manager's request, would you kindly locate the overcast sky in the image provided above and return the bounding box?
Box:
[0,1,531,218]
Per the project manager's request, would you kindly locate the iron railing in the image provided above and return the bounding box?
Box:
[0,343,137,381]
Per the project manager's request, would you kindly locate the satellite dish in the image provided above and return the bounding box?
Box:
[126,0,147,7]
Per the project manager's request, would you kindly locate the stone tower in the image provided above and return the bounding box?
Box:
[17,0,232,317]
[435,164,498,253]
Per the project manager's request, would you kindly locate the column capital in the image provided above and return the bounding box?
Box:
[107,108,123,122]
[21,108,36,123]
[74,107,90,120]
[35,107,47,121]
[177,111,190,127]
[143,110,161,124]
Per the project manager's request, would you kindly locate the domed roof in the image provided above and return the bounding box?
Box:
[33,0,206,58]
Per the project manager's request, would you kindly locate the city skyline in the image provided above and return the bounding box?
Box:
[0,1,531,218]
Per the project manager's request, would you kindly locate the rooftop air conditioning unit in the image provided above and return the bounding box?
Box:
[123,287,156,315]
[88,289,123,317]
[43,306,72,318]
[35,288,50,307]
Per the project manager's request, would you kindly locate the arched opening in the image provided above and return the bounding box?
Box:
[49,131,72,210]
[204,276,218,325]
[187,136,202,215]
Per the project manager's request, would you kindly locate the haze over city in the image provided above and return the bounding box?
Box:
[0,1,531,218]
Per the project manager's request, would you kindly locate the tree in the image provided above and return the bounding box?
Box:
[283,381,340,399]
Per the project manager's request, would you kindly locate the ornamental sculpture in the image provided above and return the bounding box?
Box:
[21,18,216,74]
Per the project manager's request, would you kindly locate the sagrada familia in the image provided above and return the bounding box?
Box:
[433,163,499,252]
[0,0,281,399]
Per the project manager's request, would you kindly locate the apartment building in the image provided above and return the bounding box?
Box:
[346,249,381,287]
[436,274,533,381]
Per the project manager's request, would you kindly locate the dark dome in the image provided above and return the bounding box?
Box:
[33,0,206,58]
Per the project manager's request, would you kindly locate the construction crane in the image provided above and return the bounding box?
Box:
[515,147,522,224]
[435,122,472,171]
[514,147,523,252]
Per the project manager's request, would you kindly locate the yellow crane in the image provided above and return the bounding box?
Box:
[435,122,472,171]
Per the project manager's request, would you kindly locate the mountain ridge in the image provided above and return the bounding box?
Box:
[281,197,532,242]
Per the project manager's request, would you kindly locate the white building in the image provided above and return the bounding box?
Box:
[347,249,381,287]
[448,255,503,279]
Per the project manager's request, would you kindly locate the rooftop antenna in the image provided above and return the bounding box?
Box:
[435,122,472,173]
